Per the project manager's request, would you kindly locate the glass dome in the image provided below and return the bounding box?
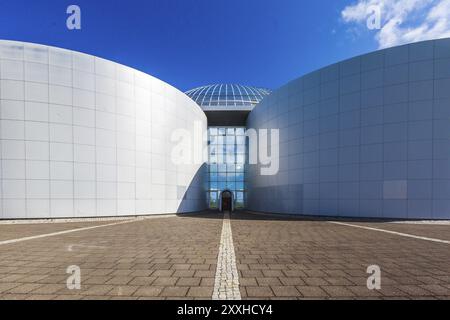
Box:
[185,84,271,108]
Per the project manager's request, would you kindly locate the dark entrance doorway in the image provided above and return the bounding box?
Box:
[221,190,233,212]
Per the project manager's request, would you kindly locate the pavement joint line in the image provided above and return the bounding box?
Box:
[212,212,241,300]
[329,221,450,245]
[0,216,175,246]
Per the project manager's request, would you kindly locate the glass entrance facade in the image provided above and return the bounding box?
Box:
[207,127,246,209]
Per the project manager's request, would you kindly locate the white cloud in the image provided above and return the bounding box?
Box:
[341,0,450,48]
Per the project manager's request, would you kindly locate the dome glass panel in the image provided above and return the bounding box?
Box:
[185,84,271,108]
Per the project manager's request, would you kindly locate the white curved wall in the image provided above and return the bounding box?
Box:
[247,39,450,219]
[0,40,207,219]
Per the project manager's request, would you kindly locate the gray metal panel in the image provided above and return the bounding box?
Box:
[246,38,450,219]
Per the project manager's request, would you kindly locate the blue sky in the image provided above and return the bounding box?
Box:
[0,0,445,92]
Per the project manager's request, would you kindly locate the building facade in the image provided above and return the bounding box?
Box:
[0,40,207,219]
[247,39,450,219]
[185,84,270,210]
[1,38,450,219]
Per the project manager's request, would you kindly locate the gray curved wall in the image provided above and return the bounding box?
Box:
[247,38,450,219]
[0,40,207,219]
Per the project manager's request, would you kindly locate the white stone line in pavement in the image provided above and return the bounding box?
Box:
[212,212,241,300]
[329,221,450,245]
[389,220,450,225]
[0,218,148,246]
[0,214,177,225]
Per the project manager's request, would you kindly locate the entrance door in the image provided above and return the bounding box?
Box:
[221,191,232,212]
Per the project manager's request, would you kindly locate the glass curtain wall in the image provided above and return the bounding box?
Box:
[208,127,246,209]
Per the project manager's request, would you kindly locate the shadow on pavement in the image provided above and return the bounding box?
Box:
[175,210,421,224]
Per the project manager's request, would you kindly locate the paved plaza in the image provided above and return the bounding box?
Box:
[0,212,449,300]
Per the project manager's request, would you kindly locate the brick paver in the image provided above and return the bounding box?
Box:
[0,211,449,300]
[0,213,221,300]
[230,212,450,300]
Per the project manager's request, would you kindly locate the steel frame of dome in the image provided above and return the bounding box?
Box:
[185,84,271,109]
